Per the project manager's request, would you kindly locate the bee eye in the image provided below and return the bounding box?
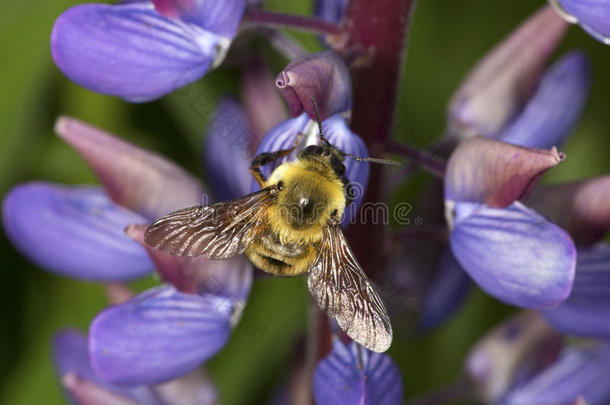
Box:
[331,209,338,217]
[277,180,284,190]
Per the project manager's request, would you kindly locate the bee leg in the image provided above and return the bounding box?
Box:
[249,148,295,187]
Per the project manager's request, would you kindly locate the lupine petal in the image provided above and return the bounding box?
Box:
[53,330,160,405]
[276,51,352,121]
[2,183,152,281]
[450,201,576,309]
[62,374,141,405]
[126,224,252,300]
[251,114,369,225]
[498,52,589,149]
[313,340,402,405]
[527,175,610,246]
[315,0,348,24]
[51,3,221,102]
[249,113,311,188]
[152,0,246,38]
[447,6,567,138]
[203,98,254,201]
[543,244,610,339]
[154,369,218,405]
[55,117,205,220]
[323,115,369,227]
[419,249,471,330]
[445,136,564,210]
[504,344,610,405]
[465,311,563,403]
[90,285,234,385]
[559,0,610,45]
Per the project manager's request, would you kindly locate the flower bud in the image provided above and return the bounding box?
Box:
[447,6,567,138]
[313,339,402,405]
[55,117,205,219]
[445,136,564,210]
[276,51,352,121]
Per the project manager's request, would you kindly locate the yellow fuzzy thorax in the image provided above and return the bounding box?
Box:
[265,159,346,244]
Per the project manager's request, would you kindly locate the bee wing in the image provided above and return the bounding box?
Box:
[144,188,275,258]
[307,224,393,352]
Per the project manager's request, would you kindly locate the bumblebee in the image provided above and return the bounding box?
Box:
[145,99,394,352]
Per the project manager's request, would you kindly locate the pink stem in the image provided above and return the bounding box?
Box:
[387,140,447,178]
[242,10,341,36]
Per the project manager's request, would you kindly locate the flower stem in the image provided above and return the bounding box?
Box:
[341,0,418,275]
[387,140,447,178]
[242,10,341,36]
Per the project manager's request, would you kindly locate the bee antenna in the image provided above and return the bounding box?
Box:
[345,153,403,167]
[310,96,332,147]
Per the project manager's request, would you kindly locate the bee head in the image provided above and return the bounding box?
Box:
[269,166,346,236]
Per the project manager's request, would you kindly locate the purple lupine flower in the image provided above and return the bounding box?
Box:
[554,0,610,45]
[447,6,568,139]
[313,339,403,405]
[3,116,254,386]
[276,50,352,121]
[497,51,590,149]
[51,0,246,101]
[445,137,576,308]
[543,244,610,339]
[251,113,369,227]
[203,98,254,202]
[2,183,152,281]
[54,330,218,405]
[465,311,563,404]
[2,117,205,281]
[503,343,610,405]
[89,284,244,385]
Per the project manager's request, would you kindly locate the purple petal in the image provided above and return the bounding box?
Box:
[152,0,246,38]
[89,285,234,385]
[251,113,369,226]
[419,249,471,330]
[314,0,348,24]
[203,98,254,201]
[498,52,590,149]
[450,202,576,309]
[543,244,610,339]
[323,115,369,227]
[559,0,610,45]
[2,183,152,281]
[54,331,161,405]
[527,175,610,246]
[465,311,563,403]
[62,374,141,405]
[445,136,564,209]
[276,51,352,120]
[51,3,221,102]
[55,117,205,220]
[504,344,610,405]
[447,6,568,138]
[313,340,402,405]
[249,113,311,189]
[127,224,253,299]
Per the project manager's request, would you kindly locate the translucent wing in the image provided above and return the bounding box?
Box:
[144,188,275,258]
[307,224,393,352]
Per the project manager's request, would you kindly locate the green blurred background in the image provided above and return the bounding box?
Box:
[1,1,609,404]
